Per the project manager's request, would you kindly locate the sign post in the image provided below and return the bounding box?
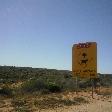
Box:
[72,42,97,98]
[75,75,79,95]
[91,78,94,98]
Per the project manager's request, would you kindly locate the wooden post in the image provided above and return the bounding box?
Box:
[76,75,79,95]
[91,79,94,99]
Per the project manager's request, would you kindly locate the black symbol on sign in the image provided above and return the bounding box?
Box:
[79,52,88,68]
[81,59,88,65]
[82,53,87,58]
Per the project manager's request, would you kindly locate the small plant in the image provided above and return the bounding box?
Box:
[12,98,30,112]
[15,107,30,112]
[34,96,88,109]
[0,86,13,96]
[40,89,50,94]
[73,97,88,104]
[21,79,47,93]
[63,99,76,106]
[34,98,63,109]
[12,99,26,107]
[47,82,61,93]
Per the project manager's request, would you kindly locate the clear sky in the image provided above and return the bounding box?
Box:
[0,0,112,74]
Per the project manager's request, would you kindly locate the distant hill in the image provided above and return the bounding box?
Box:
[98,73,112,87]
[0,66,112,87]
[0,65,71,82]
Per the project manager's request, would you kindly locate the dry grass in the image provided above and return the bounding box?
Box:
[34,96,88,109]
[0,87,112,112]
[95,87,112,96]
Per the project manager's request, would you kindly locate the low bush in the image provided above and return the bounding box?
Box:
[0,86,13,96]
[21,79,47,93]
[47,82,61,93]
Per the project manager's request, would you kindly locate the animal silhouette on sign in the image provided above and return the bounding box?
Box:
[79,52,88,68]
[81,59,88,64]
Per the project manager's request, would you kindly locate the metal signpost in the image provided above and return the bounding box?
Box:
[72,42,97,98]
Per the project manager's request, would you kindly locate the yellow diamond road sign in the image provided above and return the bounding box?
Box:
[72,42,97,78]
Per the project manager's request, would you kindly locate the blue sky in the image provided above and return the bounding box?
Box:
[0,0,112,73]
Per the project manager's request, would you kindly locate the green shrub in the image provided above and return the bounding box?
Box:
[47,82,61,93]
[21,79,47,93]
[61,78,76,91]
[0,86,13,96]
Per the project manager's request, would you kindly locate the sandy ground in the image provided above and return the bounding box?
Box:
[0,97,14,112]
[0,89,112,112]
[37,93,112,112]
[34,90,112,112]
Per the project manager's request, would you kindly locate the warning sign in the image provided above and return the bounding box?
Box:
[72,42,97,78]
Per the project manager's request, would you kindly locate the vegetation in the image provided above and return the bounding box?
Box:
[0,65,75,93]
[0,65,112,95]
[0,65,112,111]
[47,82,61,92]
[21,78,47,93]
[0,85,13,96]
[34,96,88,109]
[12,98,31,112]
